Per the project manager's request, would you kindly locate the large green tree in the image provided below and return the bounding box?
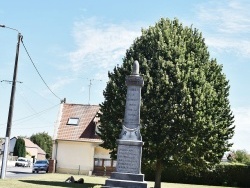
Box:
[13,138,26,157]
[30,132,52,159]
[98,18,235,188]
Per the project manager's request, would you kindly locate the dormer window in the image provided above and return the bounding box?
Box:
[67,117,79,126]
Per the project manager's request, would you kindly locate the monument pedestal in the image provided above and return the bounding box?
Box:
[105,140,147,188]
[105,172,147,188]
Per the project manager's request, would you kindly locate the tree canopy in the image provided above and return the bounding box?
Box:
[13,138,26,157]
[30,132,52,159]
[98,18,235,188]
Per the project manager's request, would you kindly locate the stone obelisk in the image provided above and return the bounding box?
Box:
[105,61,147,188]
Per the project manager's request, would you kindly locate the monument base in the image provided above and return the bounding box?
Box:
[105,172,147,188]
[116,140,143,174]
[105,140,147,188]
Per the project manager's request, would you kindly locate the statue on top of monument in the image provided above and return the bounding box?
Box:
[132,60,139,75]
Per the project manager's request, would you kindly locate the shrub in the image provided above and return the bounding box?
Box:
[142,163,250,187]
[13,138,26,157]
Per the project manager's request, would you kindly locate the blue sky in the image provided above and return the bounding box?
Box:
[1,0,250,152]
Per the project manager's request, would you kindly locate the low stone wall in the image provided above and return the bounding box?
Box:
[56,167,91,176]
[0,160,16,167]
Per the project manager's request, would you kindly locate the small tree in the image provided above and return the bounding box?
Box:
[13,138,26,157]
[30,132,52,159]
[233,150,250,164]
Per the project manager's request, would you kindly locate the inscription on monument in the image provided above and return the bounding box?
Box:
[124,86,141,127]
[116,144,141,174]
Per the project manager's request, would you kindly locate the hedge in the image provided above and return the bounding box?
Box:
[142,163,250,187]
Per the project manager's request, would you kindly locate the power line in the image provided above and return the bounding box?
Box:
[12,103,59,126]
[0,103,60,126]
[21,40,62,101]
[0,25,19,32]
[1,80,23,84]
[16,87,56,124]
[14,125,53,130]
[20,83,54,105]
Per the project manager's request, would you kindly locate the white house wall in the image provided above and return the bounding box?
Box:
[52,141,57,160]
[55,140,95,175]
[94,146,111,159]
[26,147,38,159]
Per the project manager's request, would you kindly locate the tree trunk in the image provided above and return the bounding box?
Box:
[154,159,163,188]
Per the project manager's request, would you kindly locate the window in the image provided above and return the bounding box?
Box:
[67,117,79,126]
[94,158,117,167]
[104,159,111,167]
[94,158,103,166]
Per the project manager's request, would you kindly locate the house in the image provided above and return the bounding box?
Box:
[23,138,46,161]
[1,137,16,155]
[1,137,46,162]
[0,138,4,155]
[52,103,115,175]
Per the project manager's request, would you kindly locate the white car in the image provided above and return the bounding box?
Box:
[15,157,31,167]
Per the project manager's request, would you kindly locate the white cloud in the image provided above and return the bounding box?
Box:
[196,0,250,58]
[50,77,74,91]
[41,77,75,97]
[197,0,250,34]
[194,0,250,152]
[231,107,250,152]
[233,107,250,131]
[68,17,141,74]
[205,36,250,57]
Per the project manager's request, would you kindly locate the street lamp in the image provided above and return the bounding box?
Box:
[0,24,23,179]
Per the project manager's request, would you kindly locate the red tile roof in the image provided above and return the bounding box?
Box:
[56,103,102,143]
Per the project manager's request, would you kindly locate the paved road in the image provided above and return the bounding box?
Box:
[1,161,46,179]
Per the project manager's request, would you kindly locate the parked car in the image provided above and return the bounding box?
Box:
[15,157,31,167]
[32,160,49,173]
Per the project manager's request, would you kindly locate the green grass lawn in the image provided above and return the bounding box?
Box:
[0,173,234,188]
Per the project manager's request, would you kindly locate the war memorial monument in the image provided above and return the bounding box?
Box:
[105,61,148,188]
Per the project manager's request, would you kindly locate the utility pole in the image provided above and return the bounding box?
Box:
[0,25,22,179]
